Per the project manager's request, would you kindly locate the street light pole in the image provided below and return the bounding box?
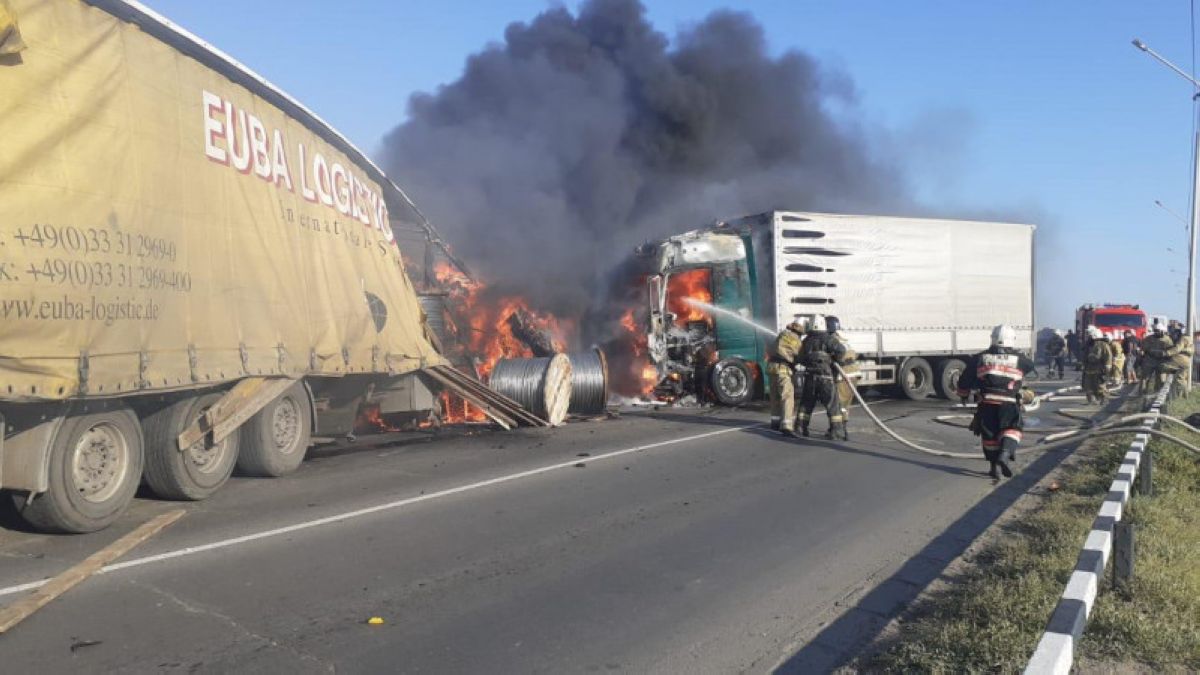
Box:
[1155,199,1190,229]
[1190,131,1200,389]
[1133,38,1199,388]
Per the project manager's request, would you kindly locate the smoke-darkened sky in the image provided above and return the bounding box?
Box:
[381,0,911,313]
[147,0,1200,326]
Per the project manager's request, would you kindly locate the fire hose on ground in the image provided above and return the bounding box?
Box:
[832,363,1200,461]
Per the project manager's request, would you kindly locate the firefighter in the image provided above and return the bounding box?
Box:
[1122,330,1140,385]
[956,324,1036,481]
[826,315,859,420]
[1082,325,1112,404]
[768,318,808,436]
[1167,324,1194,398]
[1044,329,1067,379]
[1139,318,1174,396]
[797,313,849,440]
[1110,334,1126,386]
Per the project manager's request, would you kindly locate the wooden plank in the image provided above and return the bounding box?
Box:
[444,368,549,426]
[430,370,530,424]
[421,369,515,430]
[432,367,548,427]
[176,377,295,450]
[427,366,547,426]
[0,510,186,634]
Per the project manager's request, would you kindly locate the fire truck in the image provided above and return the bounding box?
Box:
[1075,304,1148,340]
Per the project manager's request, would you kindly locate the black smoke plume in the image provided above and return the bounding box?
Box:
[383,0,909,327]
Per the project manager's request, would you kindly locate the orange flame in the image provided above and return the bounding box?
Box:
[431,261,574,419]
[616,306,657,396]
[667,268,712,325]
[356,405,400,433]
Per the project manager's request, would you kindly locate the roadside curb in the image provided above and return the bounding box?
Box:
[1024,382,1170,674]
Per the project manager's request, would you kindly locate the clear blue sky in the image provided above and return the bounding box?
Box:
[145,0,1198,328]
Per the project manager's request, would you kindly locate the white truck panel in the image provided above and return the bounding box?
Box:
[772,212,1034,356]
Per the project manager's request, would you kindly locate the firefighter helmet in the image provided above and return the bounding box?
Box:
[826,315,841,333]
[991,324,1016,348]
[787,318,808,334]
[1087,325,1103,339]
[1151,318,1167,334]
[809,314,827,332]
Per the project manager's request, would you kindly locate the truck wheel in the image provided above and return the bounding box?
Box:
[14,407,144,533]
[142,393,239,500]
[710,358,754,406]
[933,359,967,400]
[896,357,934,400]
[236,381,311,477]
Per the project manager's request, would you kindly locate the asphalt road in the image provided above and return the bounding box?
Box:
[0,377,1088,673]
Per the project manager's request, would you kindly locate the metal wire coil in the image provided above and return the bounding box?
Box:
[417,293,450,346]
[489,354,572,425]
[568,348,609,415]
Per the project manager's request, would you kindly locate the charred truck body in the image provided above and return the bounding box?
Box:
[0,0,518,533]
[639,211,1036,404]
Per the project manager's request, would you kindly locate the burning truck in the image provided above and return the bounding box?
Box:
[635,211,1036,404]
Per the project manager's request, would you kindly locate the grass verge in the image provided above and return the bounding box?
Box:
[859,392,1200,672]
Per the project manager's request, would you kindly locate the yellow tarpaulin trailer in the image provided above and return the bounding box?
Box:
[0,0,443,397]
[0,0,529,533]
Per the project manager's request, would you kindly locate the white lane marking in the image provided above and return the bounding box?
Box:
[0,422,760,599]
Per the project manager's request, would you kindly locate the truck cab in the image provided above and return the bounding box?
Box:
[640,229,766,405]
[1076,304,1147,340]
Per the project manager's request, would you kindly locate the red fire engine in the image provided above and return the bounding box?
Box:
[1075,304,1148,340]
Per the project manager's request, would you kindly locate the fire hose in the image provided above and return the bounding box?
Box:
[832,363,1200,460]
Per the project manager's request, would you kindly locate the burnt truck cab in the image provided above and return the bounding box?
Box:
[639,227,767,405]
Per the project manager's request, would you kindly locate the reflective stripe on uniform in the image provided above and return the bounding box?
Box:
[977,365,1024,379]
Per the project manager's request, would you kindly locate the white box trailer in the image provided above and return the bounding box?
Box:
[642,211,1035,402]
[770,211,1034,353]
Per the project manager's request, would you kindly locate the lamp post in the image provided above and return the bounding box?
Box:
[1134,38,1199,388]
[1155,199,1190,229]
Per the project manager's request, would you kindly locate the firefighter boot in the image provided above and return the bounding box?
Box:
[984,449,1000,481]
[997,458,1013,478]
[839,421,849,441]
[826,422,847,441]
[780,425,799,439]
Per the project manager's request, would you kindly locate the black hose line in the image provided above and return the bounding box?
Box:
[832,363,1200,460]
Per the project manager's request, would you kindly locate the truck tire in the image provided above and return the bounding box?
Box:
[14,407,144,534]
[896,357,934,400]
[236,381,311,477]
[142,393,239,500]
[710,358,754,406]
[934,358,967,400]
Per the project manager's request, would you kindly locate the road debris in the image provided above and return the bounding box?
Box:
[0,509,185,635]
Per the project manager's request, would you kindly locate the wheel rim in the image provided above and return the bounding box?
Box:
[70,422,130,503]
[186,405,230,475]
[947,368,962,392]
[905,365,927,391]
[718,366,749,399]
[272,397,302,454]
